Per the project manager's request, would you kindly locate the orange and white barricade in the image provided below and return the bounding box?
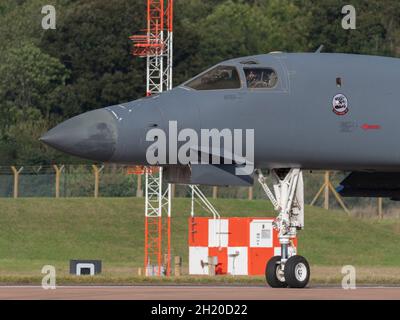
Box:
[188,217,297,276]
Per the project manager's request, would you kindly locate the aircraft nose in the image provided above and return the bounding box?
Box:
[40,109,118,162]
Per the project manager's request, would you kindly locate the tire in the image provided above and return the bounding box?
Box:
[265,256,288,288]
[284,255,310,288]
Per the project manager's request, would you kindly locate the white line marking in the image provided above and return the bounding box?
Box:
[0,285,399,290]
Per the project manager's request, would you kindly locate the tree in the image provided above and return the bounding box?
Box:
[0,118,81,166]
[301,0,400,56]
[0,0,72,52]
[195,0,311,67]
[0,43,69,126]
[40,0,147,116]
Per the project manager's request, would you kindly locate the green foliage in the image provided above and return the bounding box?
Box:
[40,0,147,115]
[302,0,400,55]
[0,0,71,51]
[0,43,69,122]
[0,117,85,166]
[196,0,310,66]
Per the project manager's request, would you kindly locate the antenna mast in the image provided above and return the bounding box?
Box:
[131,0,173,276]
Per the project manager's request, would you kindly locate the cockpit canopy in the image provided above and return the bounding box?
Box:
[184,65,278,91]
[185,66,241,90]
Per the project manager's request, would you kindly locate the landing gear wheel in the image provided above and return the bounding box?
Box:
[266,256,288,288]
[284,255,310,288]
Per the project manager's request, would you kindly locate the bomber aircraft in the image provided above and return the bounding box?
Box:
[41,52,400,288]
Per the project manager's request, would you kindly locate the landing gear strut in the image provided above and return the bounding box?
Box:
[257,169,310,288]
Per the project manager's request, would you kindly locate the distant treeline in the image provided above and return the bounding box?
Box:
[1,0,400,165]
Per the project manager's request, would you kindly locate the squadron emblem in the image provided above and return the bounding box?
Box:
[332,94,349,116]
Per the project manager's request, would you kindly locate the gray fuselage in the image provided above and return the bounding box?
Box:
[41,52,400,173]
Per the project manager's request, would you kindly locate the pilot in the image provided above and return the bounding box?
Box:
[267,71,278,88]
[246,70,257,87]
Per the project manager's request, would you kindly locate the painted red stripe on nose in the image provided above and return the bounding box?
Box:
[361,124,381,130]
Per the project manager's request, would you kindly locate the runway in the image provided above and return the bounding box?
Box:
[0,285,399,300]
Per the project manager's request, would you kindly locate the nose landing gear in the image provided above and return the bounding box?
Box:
[258,169,310,289]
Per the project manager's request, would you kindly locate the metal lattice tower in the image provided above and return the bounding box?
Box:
[130,0,173,276]
[131,0,173,95]
[143,168,171,276]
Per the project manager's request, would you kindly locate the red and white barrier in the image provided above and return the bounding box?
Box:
[188,217,297,276]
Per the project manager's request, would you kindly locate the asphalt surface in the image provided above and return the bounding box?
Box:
[0,285,399,300]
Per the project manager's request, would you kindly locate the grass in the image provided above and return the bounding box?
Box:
[0,197,399,285]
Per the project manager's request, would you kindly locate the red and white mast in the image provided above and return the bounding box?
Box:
[130,0,173,276]
[131,0,173,95]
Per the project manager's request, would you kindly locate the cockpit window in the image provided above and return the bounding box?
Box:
[244,68,278,89]
[185,66,241,90]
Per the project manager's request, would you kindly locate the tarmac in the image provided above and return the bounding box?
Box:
[0,285,399,300]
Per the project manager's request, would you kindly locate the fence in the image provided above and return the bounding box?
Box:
[0,165,394,217]
[0,164,140,198]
